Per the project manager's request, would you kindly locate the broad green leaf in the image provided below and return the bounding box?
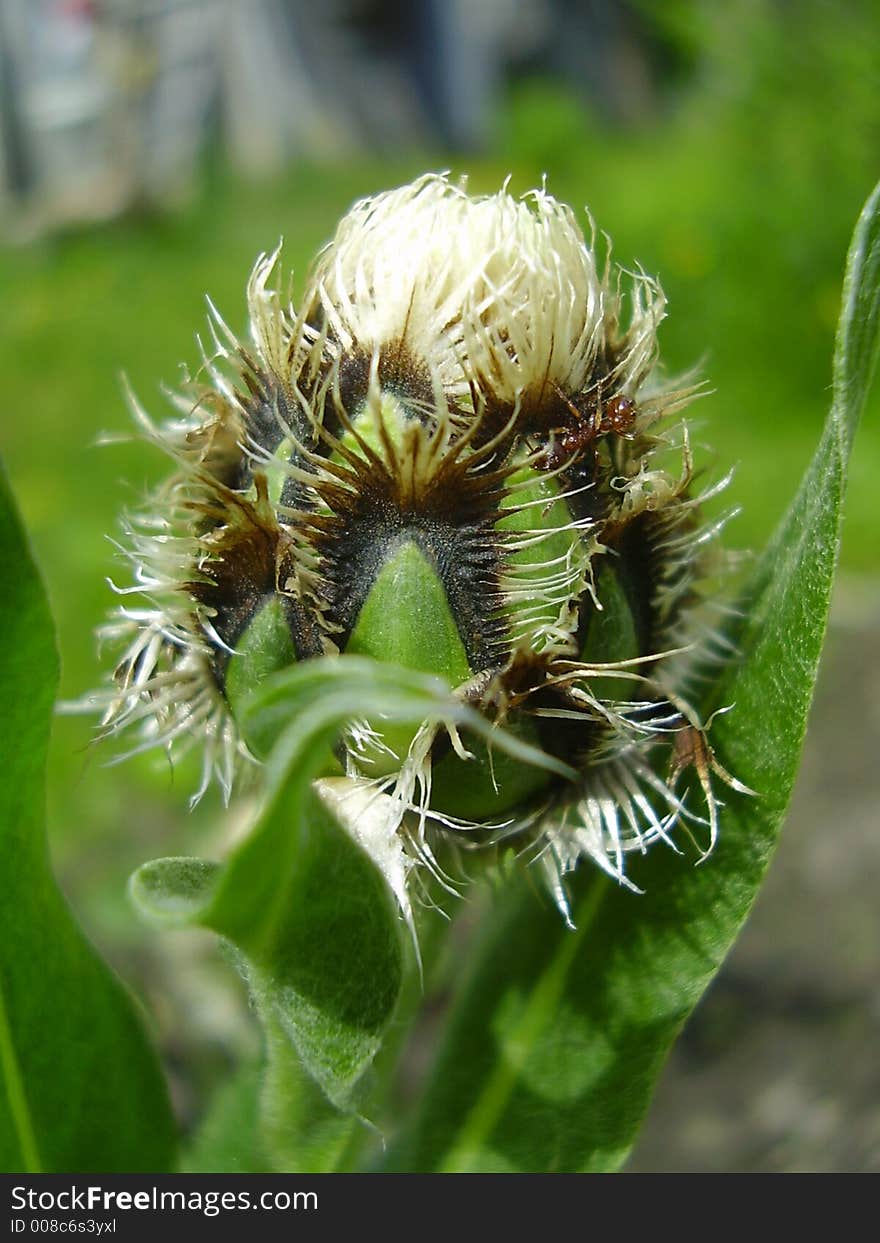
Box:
[0,462,176,1173]
[706,174,880,839]
[385,180,880,1173]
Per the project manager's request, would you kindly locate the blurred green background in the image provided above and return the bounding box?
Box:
[1,0,878,1170]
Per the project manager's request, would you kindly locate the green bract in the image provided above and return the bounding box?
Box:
[96,173,737,913]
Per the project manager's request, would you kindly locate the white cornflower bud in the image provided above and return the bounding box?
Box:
[90,172,744,919]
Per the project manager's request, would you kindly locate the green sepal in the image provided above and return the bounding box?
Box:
[429,720,555,820]
[581,562,641,702]
[497,465,589,638]
[225,596,297,725]
[346,540,472,772]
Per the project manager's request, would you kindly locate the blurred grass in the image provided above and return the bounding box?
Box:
[0,0,877,1140]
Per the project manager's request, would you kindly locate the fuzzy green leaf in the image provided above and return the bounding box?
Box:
[129,857,220,927]
[220,782,407,1113]
[385,180,880,1173]
[0,462,176,1173]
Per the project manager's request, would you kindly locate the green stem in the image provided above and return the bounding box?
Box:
[437,876,609,1173]
[255,982,359,1173]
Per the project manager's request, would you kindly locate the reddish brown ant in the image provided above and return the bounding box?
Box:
[540,388,637,470]
[603,394,638,435]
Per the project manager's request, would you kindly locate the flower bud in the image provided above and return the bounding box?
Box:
[97,173,741,915]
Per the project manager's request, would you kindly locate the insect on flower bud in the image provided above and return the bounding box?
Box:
[95,172,745,918]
